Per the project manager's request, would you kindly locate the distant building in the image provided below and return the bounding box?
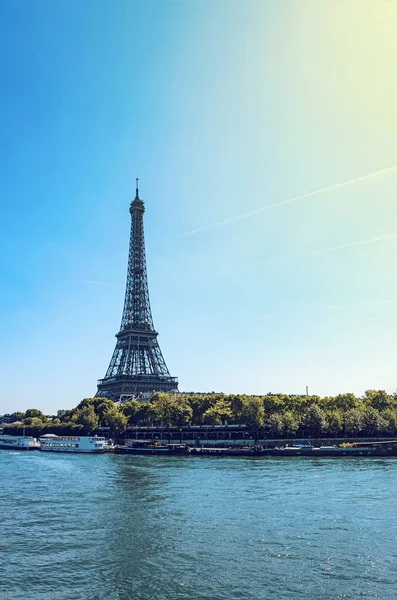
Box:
[0,414,13,424]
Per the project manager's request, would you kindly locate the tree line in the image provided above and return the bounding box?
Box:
[3,389,397,439]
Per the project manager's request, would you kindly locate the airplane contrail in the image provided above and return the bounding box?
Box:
[178,164,397,238]
[262,232,397,265]
[313,233,397,254]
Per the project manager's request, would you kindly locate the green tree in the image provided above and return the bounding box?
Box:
[25,408,43,419]
[329,393,359,411]
[10,412,25,422]
[24,417,43,428]
[121,400,143,425]
[326,410,343,437]
[363,390,391,411]
[103,407,128,435]
[227,395,245,423]
[143,403,158,426]
[187,395,217,424]
[266,413,284,437]
[379,408,397,435]
[76,398,95,410]
[59,409,75,422]
[94,398,115,421]
[344,409,363,436]
[240,397,265,433]
[361,406,381,436]
[149,393,190,426]
[64,423,85,435]
[283,395,306,414]
[171,400,193,427]
[282,411,300,437]
[303,405,328,436]
[202,400,233,425]
[263,395,285,415]
[74,405,99,433]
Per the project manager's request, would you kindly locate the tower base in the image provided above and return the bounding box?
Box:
[96,374,178,403]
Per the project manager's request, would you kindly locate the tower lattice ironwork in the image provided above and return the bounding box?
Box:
[96,180,178,402]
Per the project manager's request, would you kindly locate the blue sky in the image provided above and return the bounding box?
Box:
[1,0,397,414]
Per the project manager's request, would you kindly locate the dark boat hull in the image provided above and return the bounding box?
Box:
[113,442,397,458]
[116,444,191,455]
[272,447,397,457]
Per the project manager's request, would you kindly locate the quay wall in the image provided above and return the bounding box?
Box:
[98,425,397,447]
[122,434,396,448]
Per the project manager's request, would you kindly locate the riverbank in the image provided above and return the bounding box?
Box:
[2,389,397,442]
[120,428,397,448]
[112,439,397,457]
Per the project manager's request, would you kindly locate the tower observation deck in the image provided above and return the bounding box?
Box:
[96,180,178,402]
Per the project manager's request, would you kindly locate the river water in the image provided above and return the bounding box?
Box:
[1,451,396,600]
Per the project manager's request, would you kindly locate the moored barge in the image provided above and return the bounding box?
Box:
[114,440,397,458]
[0,435,39,450]
[116,440,191,455]
[272,440,397,457]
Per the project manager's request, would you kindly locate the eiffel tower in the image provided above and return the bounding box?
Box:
[96,180,178,402]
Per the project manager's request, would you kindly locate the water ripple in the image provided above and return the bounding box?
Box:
[0,453,396,599]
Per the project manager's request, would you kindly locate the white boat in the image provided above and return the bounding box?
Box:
[0,435,39,450]
[39,434,106,453]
